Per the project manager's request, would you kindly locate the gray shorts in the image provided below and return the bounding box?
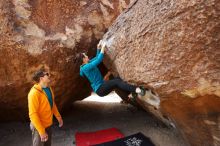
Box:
[30,123,52,146]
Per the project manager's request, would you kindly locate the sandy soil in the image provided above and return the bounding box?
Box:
[0,100,187,146]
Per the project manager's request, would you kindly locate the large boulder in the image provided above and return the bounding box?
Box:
[0,0,131,121]
[102,0,220,145]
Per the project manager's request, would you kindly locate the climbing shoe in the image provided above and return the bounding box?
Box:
[138,86,146,96]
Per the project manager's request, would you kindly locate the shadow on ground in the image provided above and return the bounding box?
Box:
[0,101,187,146]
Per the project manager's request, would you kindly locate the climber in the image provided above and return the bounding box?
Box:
[79,40,146,100]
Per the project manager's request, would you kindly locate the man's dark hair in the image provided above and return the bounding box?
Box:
[32,69,45,83]
[79,53,86,65]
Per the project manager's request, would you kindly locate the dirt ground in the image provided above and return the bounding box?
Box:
[0,99,187,146]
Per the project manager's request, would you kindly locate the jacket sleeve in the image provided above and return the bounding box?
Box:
[83,52,104,71]
[52,103,62,121]
[28,91,45,135]
[50,88,62,121]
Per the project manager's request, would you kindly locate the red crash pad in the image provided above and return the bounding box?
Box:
[75,128,124,146]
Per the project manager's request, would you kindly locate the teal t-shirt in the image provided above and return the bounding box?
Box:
[80,50,104,92]
[42,87,53,108]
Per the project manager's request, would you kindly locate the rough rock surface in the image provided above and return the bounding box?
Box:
[0,0,130,121]
[102,0,220,145]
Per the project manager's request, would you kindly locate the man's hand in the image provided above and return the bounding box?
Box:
[40,132,48,142]
[104,71,112,81]
[97,40,103,49]
[58,118,63,127]
[101,41,106,53]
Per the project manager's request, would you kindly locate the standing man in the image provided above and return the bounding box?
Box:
[28,69,63,146]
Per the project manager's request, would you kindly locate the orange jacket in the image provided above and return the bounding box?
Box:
[28,84,61,135]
